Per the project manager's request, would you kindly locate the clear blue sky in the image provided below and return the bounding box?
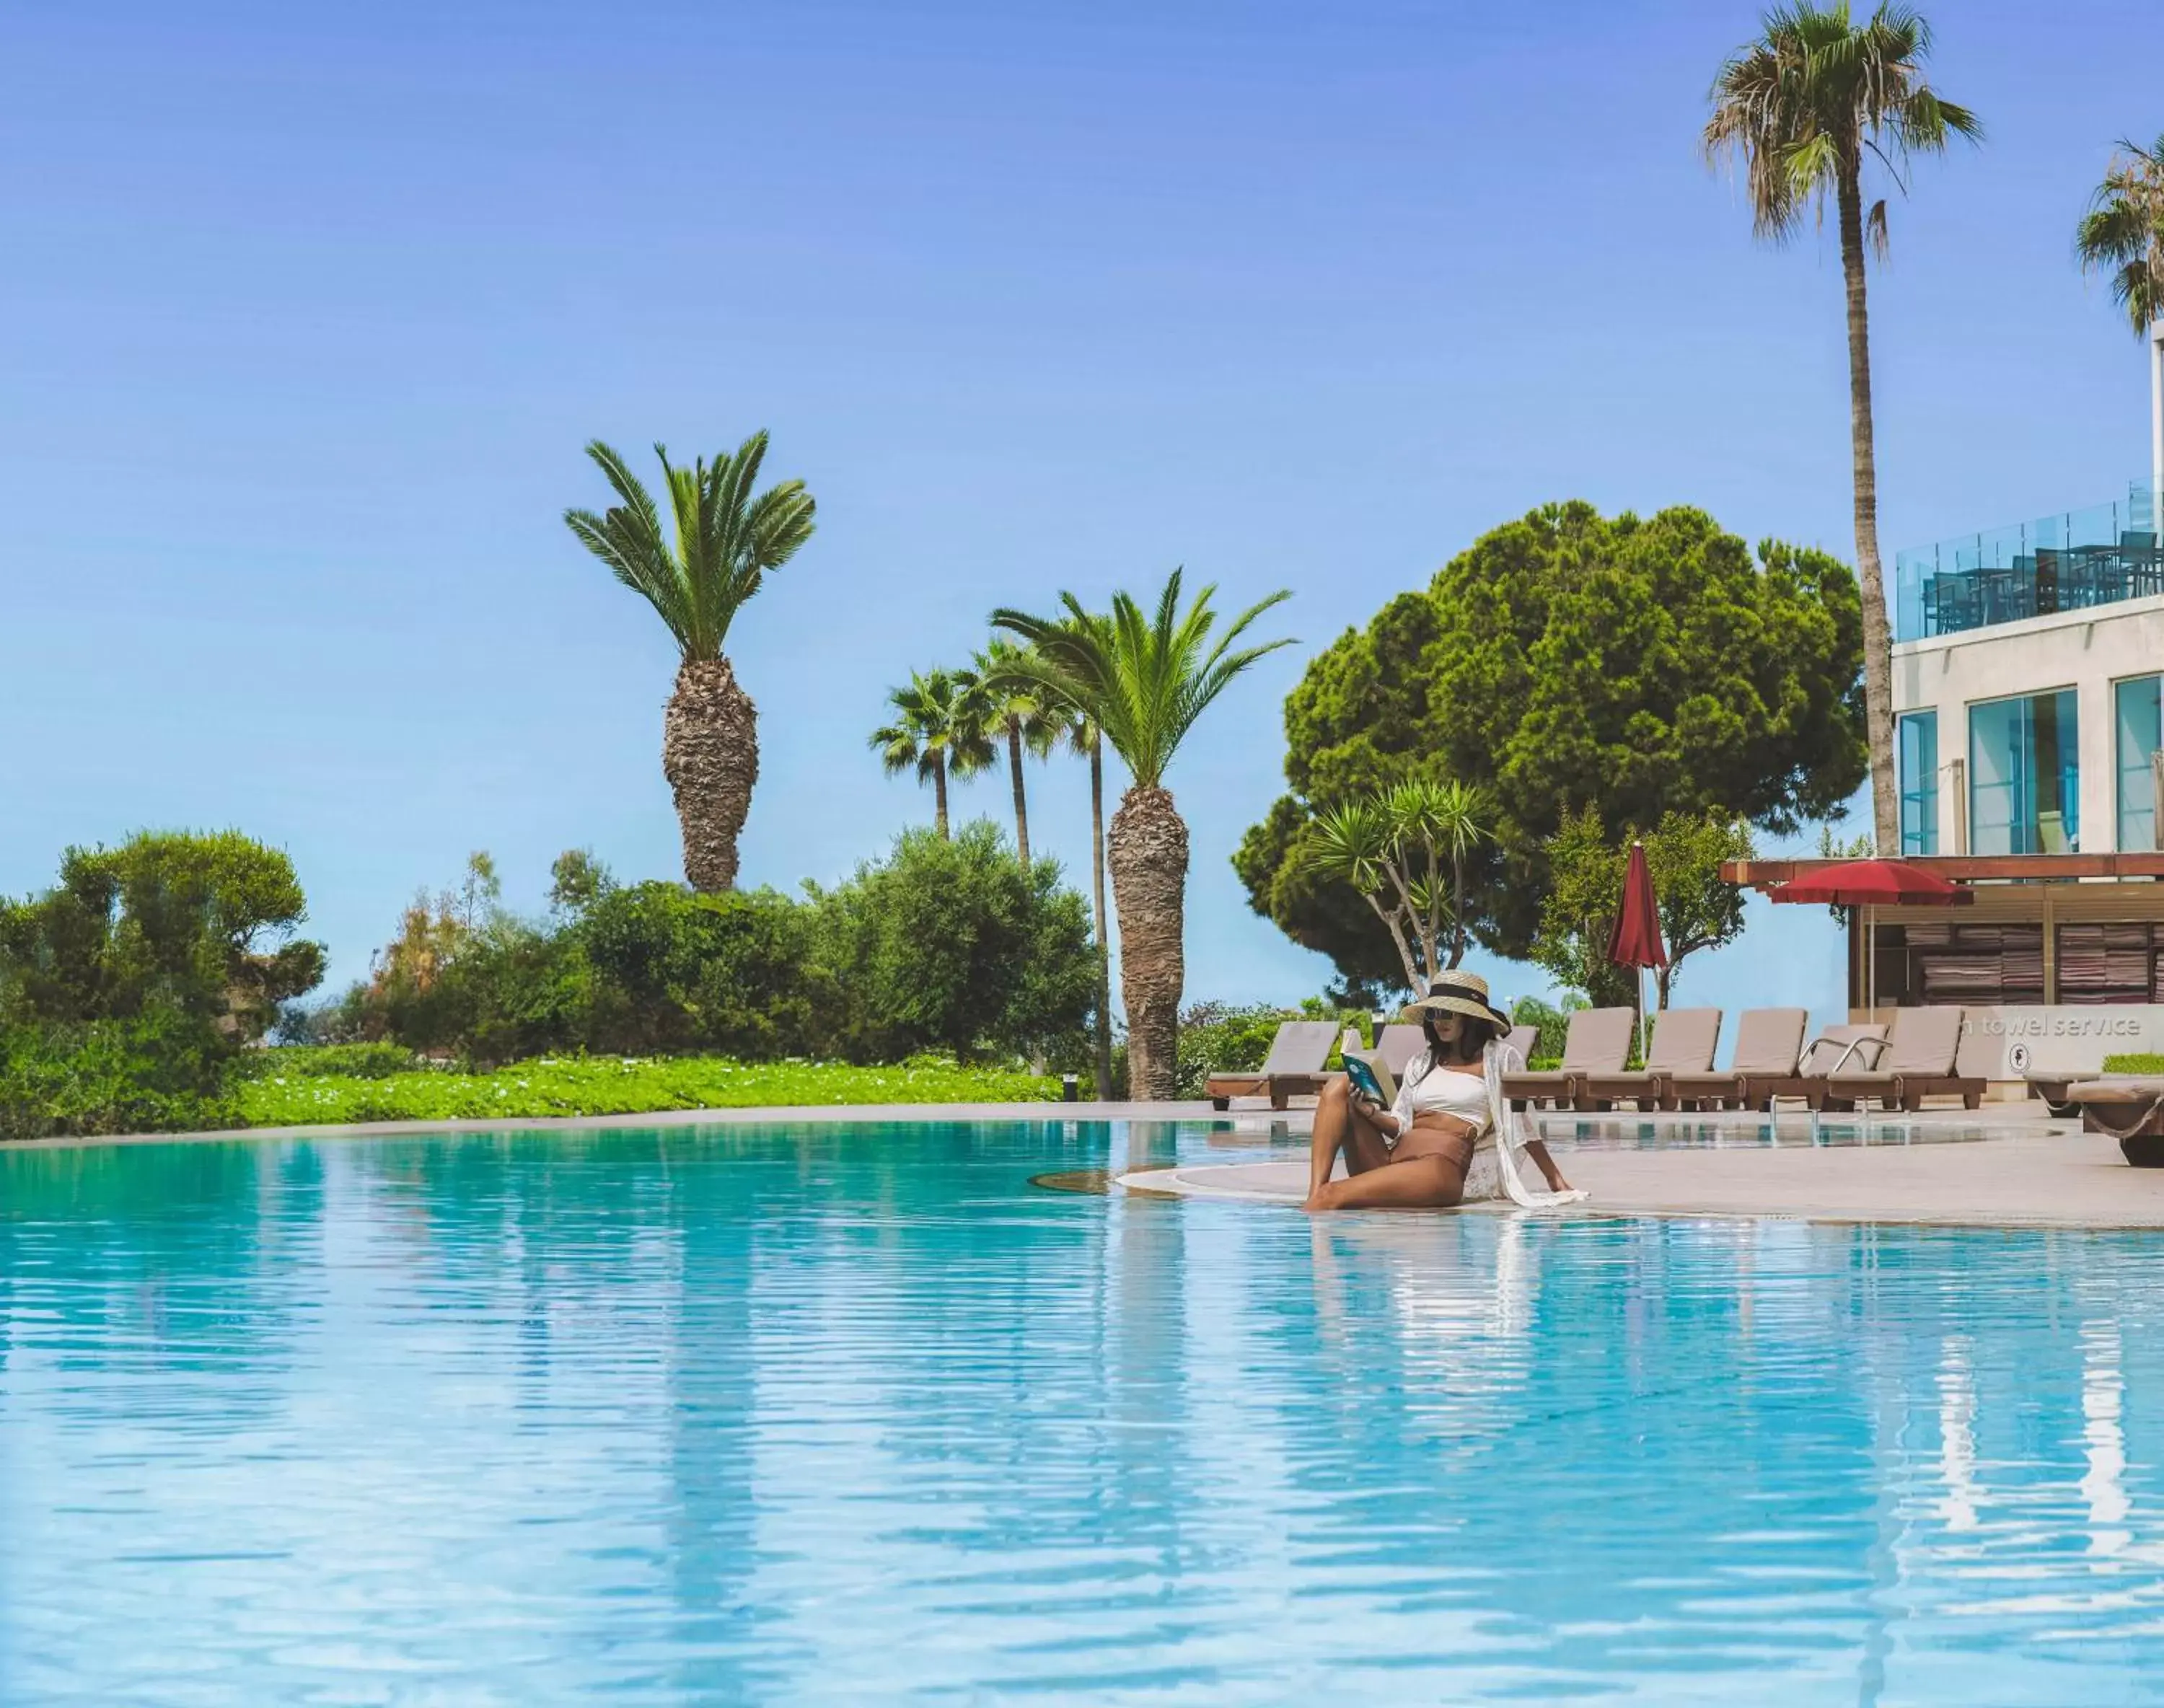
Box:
[2,0,2158,1041]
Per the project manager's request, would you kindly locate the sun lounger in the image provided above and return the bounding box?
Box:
[1501,1007,1633,1109]
[2026,1073,2098,1117]
[1738,1024,1888,1112]
[2067,1079,2164,1166]
[1821,1008,1983,1111]
[1376,1024,1428,1078]
[1578,1008,1722,1111]
[1205,1020,1342,1111]
[1502,1023,1540,1067]
[1667,1008,1808,1111]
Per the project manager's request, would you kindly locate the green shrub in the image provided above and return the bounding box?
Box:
[232,1042,425,1080]
[237,1052,1060,1126]
[0,1013,239,1141]
[809,822,1095,1065]
[2104,1054,2164,1075]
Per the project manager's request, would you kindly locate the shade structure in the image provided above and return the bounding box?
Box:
[1766,858,1969,1016]
[1607,842,1668,969]
[1608,841,1666,1059]
[1765,859,1970,909]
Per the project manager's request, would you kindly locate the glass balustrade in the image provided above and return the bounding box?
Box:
[1894,480,2160,643]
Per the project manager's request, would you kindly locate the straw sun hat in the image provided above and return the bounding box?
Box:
[1404,971,1511,1029]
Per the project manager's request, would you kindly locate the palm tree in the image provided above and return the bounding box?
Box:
[962,639,1062,869]
[1052,694,1114,1099]
[994,572,1293,1101]
[1705,4,1979,855]
[564,436,817,892]
[2075,134,2164,510]
[870,668,993,837]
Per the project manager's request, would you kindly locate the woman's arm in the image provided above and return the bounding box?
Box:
[1521,1140,1571,1193]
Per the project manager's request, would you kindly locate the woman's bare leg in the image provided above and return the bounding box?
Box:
[1307,1152,1468,1212]
[1306,1077,1393,1202]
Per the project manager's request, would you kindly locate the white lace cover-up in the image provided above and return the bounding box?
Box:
[1393,1042,1588,1210]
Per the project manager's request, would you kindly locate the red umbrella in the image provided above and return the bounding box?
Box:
[1767,858,1970,1015]
[1608,841,1667,1056]
[1767,858,1969,908]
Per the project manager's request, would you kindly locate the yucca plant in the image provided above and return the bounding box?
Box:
[564,436,817,891]
[994,572,1292,1100]
[1297,780,1492,992]
[1705,3,1979,855]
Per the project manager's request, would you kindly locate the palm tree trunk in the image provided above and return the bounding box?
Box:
[662,656,757,893]
[933,758,950,839]
[1109,784,1187,1101]
[1089,738,1112,1100]
[1007,725,1030,868]
[1839,167,1899,856]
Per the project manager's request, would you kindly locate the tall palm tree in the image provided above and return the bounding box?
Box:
[1052,692,1114,1099]
[564,436,817,892]
[2075,134,2164,510]
[994,572,1293,1101]
[962,639,1062,869]
[870,668,993,837]
[1705,4,1979,855]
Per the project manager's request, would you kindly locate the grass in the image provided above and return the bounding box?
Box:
[237,1054,1064,1128]
[2103,1054,2164,1075]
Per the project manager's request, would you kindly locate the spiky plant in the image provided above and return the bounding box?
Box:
[564,436,816,891]
[994,572,1292,1101]
[2077,134,2164,335]
[1705,3,1979,855]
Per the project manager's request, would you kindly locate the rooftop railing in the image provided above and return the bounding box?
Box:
[1893,480,2160,643]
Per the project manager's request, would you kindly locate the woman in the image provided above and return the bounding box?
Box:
[1301,971,1585,1213]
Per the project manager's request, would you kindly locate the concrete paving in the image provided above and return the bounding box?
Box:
[1122,1114,2164,1229]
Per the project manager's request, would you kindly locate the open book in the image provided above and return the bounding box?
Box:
[1342,1047,1397,1109]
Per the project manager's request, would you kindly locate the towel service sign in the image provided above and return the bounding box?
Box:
[1955,1005,2164,1079]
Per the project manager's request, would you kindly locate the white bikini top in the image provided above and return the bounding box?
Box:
[1388,1052,1492,1141]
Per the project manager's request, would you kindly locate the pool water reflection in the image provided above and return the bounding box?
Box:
[3,1120,2163,1704]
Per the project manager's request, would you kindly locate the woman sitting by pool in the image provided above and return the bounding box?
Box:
[1302,971,1586,1213]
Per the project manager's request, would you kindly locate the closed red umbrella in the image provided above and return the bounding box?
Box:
[1767,858,1970,1015]
[1608,841,1667,1056]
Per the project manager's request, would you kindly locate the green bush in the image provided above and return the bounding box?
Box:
[0,1013,239,1141]
[232,1042,426,1080]
[238,1052,1060,1126]
[2103,1054,2164,1075]
[811,822,1096,1065]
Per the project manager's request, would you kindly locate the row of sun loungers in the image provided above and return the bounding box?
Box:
[1503,1004,1983,1113]
[1205,1007,1987,1113]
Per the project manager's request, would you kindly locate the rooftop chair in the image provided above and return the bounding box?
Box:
[1741,1023,1888,1113]
[1666,1008,1808,1112]
[1500,1007,1633,1110]
[1206,1020,1341,1111]
[1578,1008,1722,1111]
[1821,1007,1983,1111]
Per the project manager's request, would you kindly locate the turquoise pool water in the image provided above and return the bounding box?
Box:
[4,1119,2163,1704]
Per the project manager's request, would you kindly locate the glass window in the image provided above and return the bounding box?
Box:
[1969,689,2080,855]
[1898,711,1938,855]
[2119,676,2163,854]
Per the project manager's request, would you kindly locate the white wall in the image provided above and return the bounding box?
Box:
[1893,594,2164,854]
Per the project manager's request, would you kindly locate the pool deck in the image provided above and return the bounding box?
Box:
[1125,1102,2164,1230]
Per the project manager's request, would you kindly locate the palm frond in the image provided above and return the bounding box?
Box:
[564,431,817,661]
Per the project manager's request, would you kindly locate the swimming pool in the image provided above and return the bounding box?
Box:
[3,1119,2161,1704]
